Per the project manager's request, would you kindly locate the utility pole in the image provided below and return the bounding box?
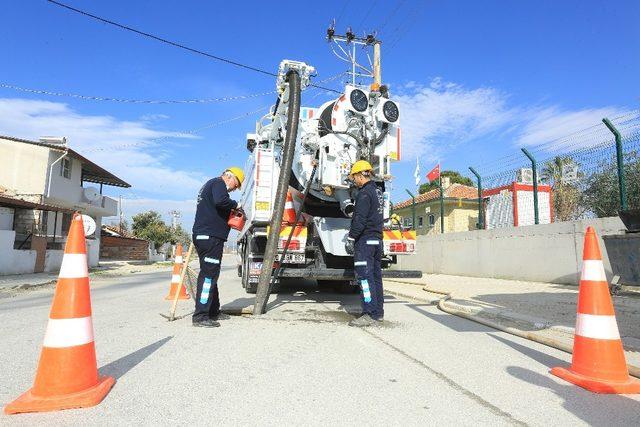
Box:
[326,25,380,85]
[169,210,181,229]
[373,41,381,85]
[119,195,124,232]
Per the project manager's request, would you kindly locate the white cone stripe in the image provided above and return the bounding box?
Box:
[285,202,294,208]
[575,313,620,340]
[58,253,89,279]
[581,259,606,282]
[43,316,94,348]
[175,256,183,264]
[171,274,181,283]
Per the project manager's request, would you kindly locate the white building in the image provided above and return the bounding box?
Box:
[0,135,130,273]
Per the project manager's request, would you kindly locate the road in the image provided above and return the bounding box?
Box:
[1,260,639,426]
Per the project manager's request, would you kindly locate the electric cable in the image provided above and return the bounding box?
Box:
[45,0,341,94]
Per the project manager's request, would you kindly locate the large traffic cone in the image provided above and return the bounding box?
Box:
[4,213,115,414]
[551,226,640,394]
[164,244,189,300]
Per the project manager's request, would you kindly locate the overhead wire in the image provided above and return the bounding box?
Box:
[0,72,347,105]
[45,0,341,94]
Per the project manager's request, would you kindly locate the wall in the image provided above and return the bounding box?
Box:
[0,207,14,230]
[44,250,64,272]
[392,216,625,285]
[100,235,150,260]
[0,138,49,195]
[0,230,37,275]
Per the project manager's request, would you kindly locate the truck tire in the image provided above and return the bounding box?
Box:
[241,238,257,294]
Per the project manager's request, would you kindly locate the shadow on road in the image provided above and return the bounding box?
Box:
[405,303,492,333]
[100,336,173,379]
[507,366,640,425]
[488,333,566,368]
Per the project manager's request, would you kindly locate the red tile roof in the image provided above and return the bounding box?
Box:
[393,184,478,209]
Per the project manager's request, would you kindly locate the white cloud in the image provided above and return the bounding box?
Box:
[392,78,636,161]
[515,106,631,150]
[0,98,205,197]
[395,78,515,160]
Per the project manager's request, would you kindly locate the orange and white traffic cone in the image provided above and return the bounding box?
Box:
[4,213,115,414]
[164,244,189,300]
[551,226,640,394]
[282,191,297,225]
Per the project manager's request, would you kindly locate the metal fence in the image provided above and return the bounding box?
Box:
[466,112,640,230]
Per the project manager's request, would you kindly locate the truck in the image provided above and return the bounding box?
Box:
[236,56,420,294]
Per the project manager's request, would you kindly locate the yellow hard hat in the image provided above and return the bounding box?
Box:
[349,160,373,176]
[226,167,245,188]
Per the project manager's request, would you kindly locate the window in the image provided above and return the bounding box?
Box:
[428,214,435,227]
[403,217,412,228]
[60,158,72,179]
[418,216,424,228]
[61,213,72,234]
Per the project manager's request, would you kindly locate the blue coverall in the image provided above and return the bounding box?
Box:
[192,177,237,321]
[348,180,385,320]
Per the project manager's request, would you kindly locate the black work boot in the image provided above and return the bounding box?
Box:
[192,317,221,328]
[212,313,231,320]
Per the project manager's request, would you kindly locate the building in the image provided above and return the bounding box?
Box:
[484,181,553,229]
[393,178,480,235]
[0,135,130,273]
[100,225,153,261]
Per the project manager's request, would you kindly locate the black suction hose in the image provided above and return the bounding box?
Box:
[254,70,302,315]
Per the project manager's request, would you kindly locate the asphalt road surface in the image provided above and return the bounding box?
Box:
[1,260,639,426]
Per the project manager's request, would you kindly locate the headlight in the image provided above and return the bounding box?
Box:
[349,89,368,112]
[382,101,399,123]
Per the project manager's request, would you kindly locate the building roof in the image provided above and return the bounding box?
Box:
[0,194,75,214]
[0,135,131,188]
[393,183,479,210]
[101,225,147,241]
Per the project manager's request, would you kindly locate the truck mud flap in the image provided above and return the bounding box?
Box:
[278,269,422,280]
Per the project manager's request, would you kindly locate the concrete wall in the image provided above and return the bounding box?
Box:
[0,207,14,230]
[0,230,37,275]
[44,250,64,272]
[392,216,626,285]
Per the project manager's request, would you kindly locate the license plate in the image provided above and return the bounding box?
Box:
[282,253,305,263]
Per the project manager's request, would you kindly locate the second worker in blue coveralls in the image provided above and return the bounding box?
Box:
[191,167,244,328]
[345,160,385,327]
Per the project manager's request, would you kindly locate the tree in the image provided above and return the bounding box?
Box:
[132,211,173,248]
[419,170,474,194]
[583,151,640,217]
[540,156,585,221]
[170,225,192,247]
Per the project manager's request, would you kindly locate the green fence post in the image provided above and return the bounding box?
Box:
[439,177,445,233]
[469,167,483,229]
[405,189,416,229]
[521,148,539,225]
[602,118,627,211]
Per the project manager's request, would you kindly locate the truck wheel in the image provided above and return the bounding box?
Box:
[242,241,257,294]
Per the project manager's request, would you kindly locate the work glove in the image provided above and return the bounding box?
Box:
[345,237,355,255]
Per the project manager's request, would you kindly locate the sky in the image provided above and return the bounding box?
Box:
[1,0,638,230]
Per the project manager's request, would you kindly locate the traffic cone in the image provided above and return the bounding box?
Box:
[4,213,115,414]
[164,244,189,300]
[282,191,297,224]
[551,226,640,394]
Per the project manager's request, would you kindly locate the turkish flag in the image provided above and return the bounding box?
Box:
[426,164,440,182]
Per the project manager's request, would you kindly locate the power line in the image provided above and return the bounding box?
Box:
[0,72,347,105]
[0,82,276,104]
[378,0,407,34]
[45,0,341,94]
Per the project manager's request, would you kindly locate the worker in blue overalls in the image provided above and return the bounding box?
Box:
[191,167,244,328]
[345,160,385,327]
